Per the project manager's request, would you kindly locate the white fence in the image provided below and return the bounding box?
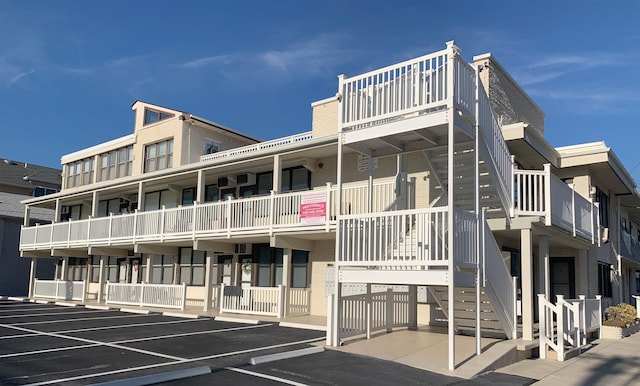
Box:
[340,284,412,339]
[21,181,398,251]
[33,279,85,301]
[217,284,311,317]
[106,282,186,310]
[538,294,602,361]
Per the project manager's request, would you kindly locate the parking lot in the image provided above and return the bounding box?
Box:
[0,298,539,385]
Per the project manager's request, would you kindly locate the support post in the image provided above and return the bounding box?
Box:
[203,253,213,312]
[539,235,550,300]
[521,228,534,340]
[97,256,105,303]
[28,259,37,298]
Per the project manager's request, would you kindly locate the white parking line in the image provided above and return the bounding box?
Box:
[0,306,73,313]
[11,313,149,326]
[0,309,111,319]
[24,337,324,386]
[0,343,100,358]
[110,323,273,344]
[225,367,309,386]
[0,323,187,361]
[0,317,210,340]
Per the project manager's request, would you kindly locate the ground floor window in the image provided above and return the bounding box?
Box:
[105,257,121,282]
[67,257,87,281]
[598,261,613,298]
[636,270,640,292]
[150,254,174,284]
[179,248,205,286]
[90,256,101,283]
[254,245,308,288]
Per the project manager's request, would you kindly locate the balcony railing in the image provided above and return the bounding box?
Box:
[200,132,313,163]
[513,165,599,242]
[21,181,398,251]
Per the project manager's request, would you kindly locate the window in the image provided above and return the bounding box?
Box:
[97,146,133,182]
[144,189,177,211]
[598,261,613,298]
[144,139,173,172]
[179,248,205,286]
[33,186,58,197]
[182,187,196,205]
[105,257,120,282]
[204,184,219,202]
[150,255,174,284]
[636,271,640,292]
[90,256,101,283]
[144,108,174,125]
[255,166,311,195]
[67,258,87,281]
[255,245,308,288]
[594,187,609,228]
[65,157,94,188]
[203,139,220,155]
[291,250,309,288]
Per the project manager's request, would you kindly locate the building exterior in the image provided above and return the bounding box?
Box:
[0,160,59,295]
[19,42,640,369]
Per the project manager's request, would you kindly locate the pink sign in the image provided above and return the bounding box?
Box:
[300,192,327,225]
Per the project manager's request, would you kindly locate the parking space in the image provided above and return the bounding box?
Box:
[0,299,535,385]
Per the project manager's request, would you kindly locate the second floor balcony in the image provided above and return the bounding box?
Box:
[20,180,399,252]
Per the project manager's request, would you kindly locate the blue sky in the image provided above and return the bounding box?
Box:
[1,1,639,185]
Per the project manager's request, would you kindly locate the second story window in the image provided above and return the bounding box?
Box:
[594,187,609,228]
[65,157,94,188]
[144,139,173,173]
[98,145,133,182]
[144,108,174,125]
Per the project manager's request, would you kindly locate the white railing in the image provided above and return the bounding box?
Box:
[454,208,477,267]
[513,165,599,242]
[538,294,602,361]
[477,78,513,213]
[200,132,313,162]
[340,284,411,339]
[453,56,476,126]
[287,288,312,316]
[33,279,86,301]
[21,180,403,252]
[105,282,186,310]
[340,45,450,131]
[220,284,284,317]
[338,207,449,267]
[482,218,517,338]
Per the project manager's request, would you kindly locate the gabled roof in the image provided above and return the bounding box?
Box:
[0,159,61,190]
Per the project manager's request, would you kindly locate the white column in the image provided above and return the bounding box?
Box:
[137,182,145,212]
[538,235,550,300]
[91,191,99,217]
[28,259,37,298]
[273,154,282,193]
[23,206,31,227]
[196,170,205,203]
[282,248,292,317]
[203,253,213,312]
[97,256,105,302]
[446,42,456,370]
[61,257,69,280]
[521,228,534,340]
[145,255,151,283]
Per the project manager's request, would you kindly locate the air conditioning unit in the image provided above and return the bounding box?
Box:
[235,243,252,254]
[218,176,236,188]
[236,173,256,186]
[600,227,609,244]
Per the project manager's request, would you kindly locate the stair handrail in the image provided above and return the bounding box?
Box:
[538,294,583,361]
[482,218,517,338]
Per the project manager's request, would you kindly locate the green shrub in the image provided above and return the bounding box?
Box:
[603,303,638,327]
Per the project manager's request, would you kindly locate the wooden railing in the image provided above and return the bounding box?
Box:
[105,282,187,310]
[513,164,599,242]
[33,279,85,301]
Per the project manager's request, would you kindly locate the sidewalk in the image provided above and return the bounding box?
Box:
[496,332,640,385]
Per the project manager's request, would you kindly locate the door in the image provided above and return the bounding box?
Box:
[220,257,233,285]
[550,257,575,300]
[118,259,128,283]
[130,258,142,284]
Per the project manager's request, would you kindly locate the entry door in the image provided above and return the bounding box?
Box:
[130,258,142,284]
[240,257,253,288]
[118,259,128,283]
[221,257,233,285]
[550,257,575,300]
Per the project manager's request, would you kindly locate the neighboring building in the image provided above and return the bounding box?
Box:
[18,42,640,369]
[0,160,59,295]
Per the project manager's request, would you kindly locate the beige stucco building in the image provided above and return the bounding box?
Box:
[19,42,640,370]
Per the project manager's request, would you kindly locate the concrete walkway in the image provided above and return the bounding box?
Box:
[496,331,640,385]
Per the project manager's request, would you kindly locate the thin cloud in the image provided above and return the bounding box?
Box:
[180,55,235,68]
[528,53,620,69]
[6,69,34,87]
